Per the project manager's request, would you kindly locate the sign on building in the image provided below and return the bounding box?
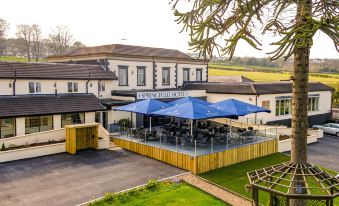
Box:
[136,91,189,100]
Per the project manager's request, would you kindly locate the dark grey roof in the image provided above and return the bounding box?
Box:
[183,81,334,95]
[0,62,118,80]
[0,94,106,118]
[100,98,134,107]
[48,44,195,60]
[208,75,254,83]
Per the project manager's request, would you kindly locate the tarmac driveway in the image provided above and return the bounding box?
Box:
[0,149,184,206]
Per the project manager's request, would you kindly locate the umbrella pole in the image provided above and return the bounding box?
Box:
[149,116,152,132]
[191,119,193,137]
[229,119,232,138]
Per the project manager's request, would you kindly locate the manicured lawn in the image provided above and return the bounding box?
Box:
[0,56,28,62]
[199,153,339,205]
[90,181,228,206]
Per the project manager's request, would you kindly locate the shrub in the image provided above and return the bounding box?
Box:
[1,143,6,151]
[146,179,160,191]
[118,118,132,130]
[103,192,116,202]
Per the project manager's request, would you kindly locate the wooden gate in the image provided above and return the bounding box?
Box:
[65,123,99,154]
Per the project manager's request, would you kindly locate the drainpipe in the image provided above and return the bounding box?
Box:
[86,72,91,94]
[152,57,156,89]
[98,80,101,98]
[175,62,178,88]
[12,68,17,96]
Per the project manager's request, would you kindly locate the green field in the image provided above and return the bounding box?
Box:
[209,68,339,91]
[0,56,29,62]
[90,181,227,206]
[199,153,339,206]
[209,63,282,71]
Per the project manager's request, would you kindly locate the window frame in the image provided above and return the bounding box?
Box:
[183,68,190,82]
[25,115,53,134]
[99,81,106,91]
[118,66,129,86]
[162,67,170,85]
[0,118,16,139]
[196,68,203,82]
[137,66,146,86]
[61,113,85,128]
[29,82,42,94]
[67,82,78,93]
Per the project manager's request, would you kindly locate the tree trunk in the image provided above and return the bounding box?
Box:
[290,0,311,205]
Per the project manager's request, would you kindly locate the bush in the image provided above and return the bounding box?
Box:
[146,179,160,191]
[1,143,6,151]
[118,118,132,130]
[103,192,116,202]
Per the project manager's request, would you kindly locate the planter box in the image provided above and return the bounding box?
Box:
[0,143,65,163]
[278,135,318,152]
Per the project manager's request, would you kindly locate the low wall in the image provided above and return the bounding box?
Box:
[113,138,278,174]
[278,135,318,152]
[0,143,65,163]
[0,129,65,148]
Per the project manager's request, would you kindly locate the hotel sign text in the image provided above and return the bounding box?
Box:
[137,91,189,100]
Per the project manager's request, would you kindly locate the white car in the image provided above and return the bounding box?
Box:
[313,123,339,137]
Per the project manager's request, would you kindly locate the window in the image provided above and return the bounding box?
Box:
[99,81,105,91]
[162,67,170,85]
[29,82,41,93]
[25,115,53,134]
[275,98,292,116]
[196,69,203,81]
[262,100,270,110]
[137,66,146,86]
[183,68,190,82]
[67,82,78,93]
[118,66,128,86]
[0,118,16,139]
[308,96,319,112]
[275,96,319,116]
[61,113,85,127]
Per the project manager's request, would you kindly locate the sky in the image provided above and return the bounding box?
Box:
[1,0,338,59]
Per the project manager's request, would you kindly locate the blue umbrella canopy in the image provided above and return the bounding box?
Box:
[113,99,171,115]
[152,101,234,120]
[169,96,211,106]
[210,99,270,116]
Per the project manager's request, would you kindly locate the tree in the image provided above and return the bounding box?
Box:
[173,1,338,205]
[72,41,86,49]
[31,24,42,62]
[48,25,74,55]
[0,19,10,56]
[16,24,33,61]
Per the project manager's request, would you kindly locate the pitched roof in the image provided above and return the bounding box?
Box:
[0,61,118,80]
[208,75,254,83]
[48,44,194,60]
[183,81,334,95]
[0,94,106,118]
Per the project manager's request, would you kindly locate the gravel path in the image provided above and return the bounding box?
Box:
[182,174,253,206]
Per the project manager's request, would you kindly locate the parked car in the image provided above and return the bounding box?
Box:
[313,123,339,136]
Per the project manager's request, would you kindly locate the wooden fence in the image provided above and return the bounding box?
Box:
[113,138,277,174]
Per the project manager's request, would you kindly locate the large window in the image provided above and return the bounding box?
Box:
[25,115,53,134]
[61,113,85,127]
[29,82,41,93]
[0,118,16,138]
[183,68,190,82]
[275,96,319,116]
[196,69,203,81]
[118,66,128,86]
[162,67,170,85]
[308,96,319,112]
[137,66,146,86]
[67,82,78,93]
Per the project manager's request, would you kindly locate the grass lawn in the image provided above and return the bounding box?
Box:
[0,56,28,62]
[90,181,228,206]
[199,153,339,205]
[209,69,339,91]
